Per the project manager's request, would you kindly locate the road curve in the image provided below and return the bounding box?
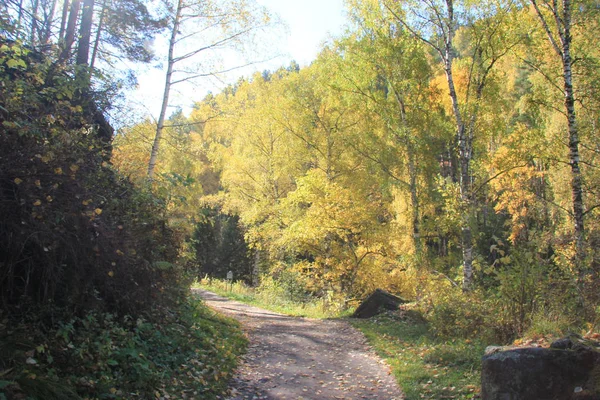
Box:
[193,289,404,400]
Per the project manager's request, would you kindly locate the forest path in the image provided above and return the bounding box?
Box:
[193,289,404,400]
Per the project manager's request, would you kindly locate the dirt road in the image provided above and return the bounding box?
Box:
[193,289,404,400]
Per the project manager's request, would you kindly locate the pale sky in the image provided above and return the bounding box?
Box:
[126,0,348,121]
[256,0,348,67]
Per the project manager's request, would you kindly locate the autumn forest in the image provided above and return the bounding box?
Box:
[118,0,600,335]
[1,0,600,398]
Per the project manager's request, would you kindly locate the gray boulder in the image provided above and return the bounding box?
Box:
[351,289,406,319]
[481,341,600,400]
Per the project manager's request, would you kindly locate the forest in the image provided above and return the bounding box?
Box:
[1,0,600,399]
[118,0,600,339]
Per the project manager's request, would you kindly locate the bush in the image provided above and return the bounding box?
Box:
[0,36,184,318]
[0,36,248,400]
[426,289,491,339]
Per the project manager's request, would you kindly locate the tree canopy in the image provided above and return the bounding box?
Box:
[113,0,600,339]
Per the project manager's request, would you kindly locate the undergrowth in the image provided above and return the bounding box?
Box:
[0,296,247,400]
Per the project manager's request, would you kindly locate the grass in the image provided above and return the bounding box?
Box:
[0,296,247,400]
[351,311,484,400]
[194,278,352,319]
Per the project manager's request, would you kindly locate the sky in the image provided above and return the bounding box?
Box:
[256,0,348,67]
[127,0,348,121]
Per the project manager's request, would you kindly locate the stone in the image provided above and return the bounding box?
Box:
[351,289,406,319]
[481,344,600,400]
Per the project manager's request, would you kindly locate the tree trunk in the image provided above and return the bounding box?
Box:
[76,0,95,66]
[90,0,108,70]
[441,0,474,292]
[41,0,59,46]
[59,0,81,63]
[560,0,585,282]
[58,0,70,42]
[16,0,25,40]
[530,0,585,290]
[147,0,183,179]
[30,0,40,46]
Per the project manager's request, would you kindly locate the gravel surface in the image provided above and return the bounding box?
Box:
[193,289,404,400]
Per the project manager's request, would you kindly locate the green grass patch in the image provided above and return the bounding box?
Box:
[350,312,484,400]
[194,279,352,319]
[0,296,247,400]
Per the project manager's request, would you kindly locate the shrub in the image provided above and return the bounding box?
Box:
[426,289,491,339]
[0,36,183,318]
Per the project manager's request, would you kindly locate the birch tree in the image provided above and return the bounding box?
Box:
[528,0,586,285]
[146,0,273,179]
[382,0,518,291]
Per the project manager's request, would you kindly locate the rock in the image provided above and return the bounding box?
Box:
[481,344,600,400]
[484,346,517,355]
[551,337,576,350]
[551,335,600,352]
[351,289,406,319]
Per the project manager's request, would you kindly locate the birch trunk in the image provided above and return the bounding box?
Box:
[443,0,474,292]
[147,0,183,179]
[530,0,585,280]
[560,0,585,268]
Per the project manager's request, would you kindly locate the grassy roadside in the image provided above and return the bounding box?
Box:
[351,311,483,400]
[0,296,247,400]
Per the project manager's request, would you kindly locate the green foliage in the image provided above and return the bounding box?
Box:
[0,36,185,317]
[491,245,548,336]
[524,312,574,340]
[425,289,498,341]
[0,31,250,400]
[116,0,600,345]
[0,297,247,399]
